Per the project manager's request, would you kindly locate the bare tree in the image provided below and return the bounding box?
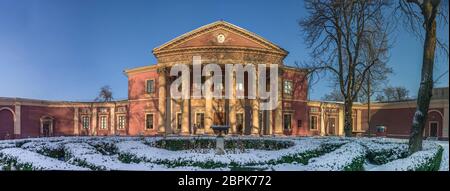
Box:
[397,0,448,153]
[375,86,411,102]
[299,0,391,136]
[322,88,345,101]
[359,33,392,137]
[95,85,114,102]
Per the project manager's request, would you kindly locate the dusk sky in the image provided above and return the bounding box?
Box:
[1,0,448,101]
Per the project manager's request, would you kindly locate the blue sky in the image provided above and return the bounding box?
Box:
[0,0,448,101]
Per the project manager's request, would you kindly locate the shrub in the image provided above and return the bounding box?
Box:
[364,141,409,165]
[370,144,443,171]
[151,138,294,151]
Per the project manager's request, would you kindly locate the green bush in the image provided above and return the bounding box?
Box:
[366,145,409,165]
[269,142,344,165]
[90,142,118,155]
[38,147,66,160]
[151,138,294,151]
[415,146,443,171]
[118,153,142,164]
[0,154,34,171]
[344,155,365,171]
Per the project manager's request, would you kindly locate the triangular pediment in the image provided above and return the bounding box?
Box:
[153,21,287,55]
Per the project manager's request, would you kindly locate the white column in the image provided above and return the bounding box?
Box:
[338,106,344,136]
[92,108,97,136]
[268,111,273,135]
[320,107,326,136]
[181,99,190,135]
[74,107,79,135]
[251,69,259,135]
[14,103,21,137]
[110,107,115,135]
[158,68,167,134]
[274,71,283,135]
[229,72,237,134]
[205,98,213,134]
[357,110,362,132]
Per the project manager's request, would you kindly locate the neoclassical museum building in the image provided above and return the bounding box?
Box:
[0,21,448,140]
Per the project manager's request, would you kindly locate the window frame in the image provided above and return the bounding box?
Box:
[283,80,293,96]
[146,79,155,94]
[117,115,126,130]
[81,115,90,129]
[99,115,108,130]
[283,113,292,130]
[145,113,154,130]
[310,115,318,130]
[195,112,205,129]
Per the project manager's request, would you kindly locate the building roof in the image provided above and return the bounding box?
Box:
[152,20,288,56]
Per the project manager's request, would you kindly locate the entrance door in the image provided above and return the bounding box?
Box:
[42,121,51,137]
[429,122,438,138]
[40,118,53,137]
[236,113,244,135]
[328,118,336,135]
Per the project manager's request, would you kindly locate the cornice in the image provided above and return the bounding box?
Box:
[153,21,288,56]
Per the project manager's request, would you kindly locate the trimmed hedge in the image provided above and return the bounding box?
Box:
[370,144,443,171]
[415,146,443,171]
[268,142,344,165]
[151,138,294,151]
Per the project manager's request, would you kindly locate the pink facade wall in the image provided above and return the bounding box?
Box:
[281,101,309,136]
[20,106,74,138]
[363,107,444,139]
[127,68,160,135]
[129,100,159,136]
[282,69,309,136]
[283,70,308,101]
[128,69,159,100]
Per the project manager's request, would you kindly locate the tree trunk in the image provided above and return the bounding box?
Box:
[408,3,437,154]
[367,75,371,137]
[344,100,353,137]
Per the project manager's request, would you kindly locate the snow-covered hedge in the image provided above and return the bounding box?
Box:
[360,140,409,165]
[0,148,87,170]
[370,143,443,171]
[116,138,348,169]
[305,142,366,171]
[151,137,294,151]
[1,136,447,171]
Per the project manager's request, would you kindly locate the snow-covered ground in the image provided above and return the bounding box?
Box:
[0,136,447,171]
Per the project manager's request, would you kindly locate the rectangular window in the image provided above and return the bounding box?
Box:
[118,115,126,129]
[352,117,357,131]
[196,113,205,129]
[146,80,155,94]
[99,116,108,129]
[146,114,154,130]
[283,114,292,130]
[283,80,293,96]
[81,116,90,129]
[297,120,302,128]
[177,113,182,130]
[310,116,318,130]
